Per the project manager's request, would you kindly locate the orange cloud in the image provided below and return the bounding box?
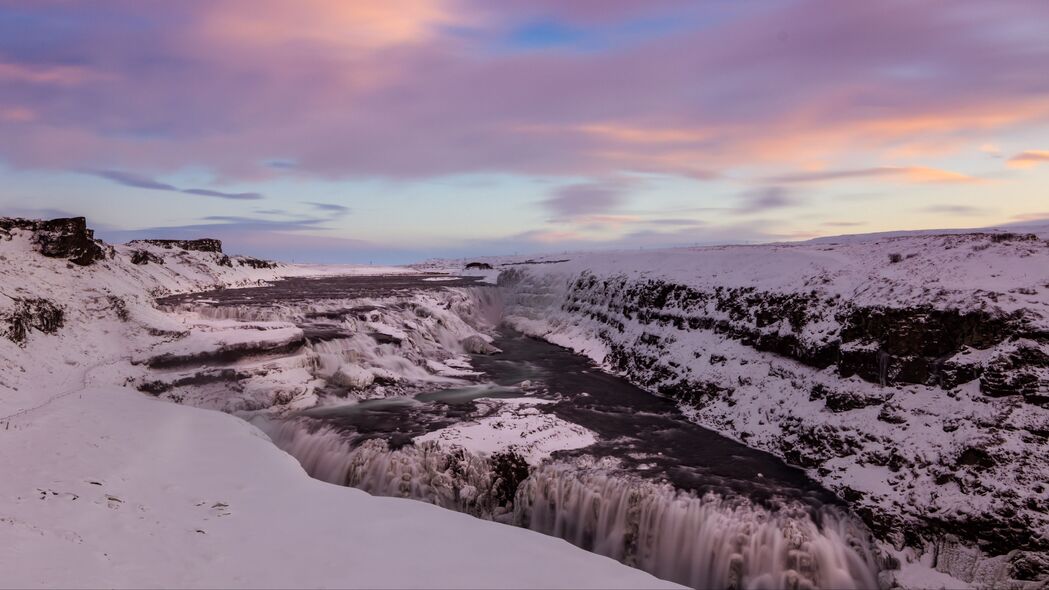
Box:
[1007,150,1049,168]
[902,166,979,183]
[767,166,979,184]
[198,0,458,50]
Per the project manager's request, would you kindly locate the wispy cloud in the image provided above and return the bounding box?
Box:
[920,204,990,216]
[93,170,178,191]
[766,166,978,184]
[542,179,632,219]
[1009,212,1049,223]
[90,170,263,200]
[734,186,801,214]
[182,188,263,200]
[304,201,351,216]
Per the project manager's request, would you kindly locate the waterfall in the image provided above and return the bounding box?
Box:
[255,418,524,519]
[877,349,891,387]
[515,463,881,590]
[261,417,883,590]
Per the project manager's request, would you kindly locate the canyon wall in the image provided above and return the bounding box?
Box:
[498,232,1049,587]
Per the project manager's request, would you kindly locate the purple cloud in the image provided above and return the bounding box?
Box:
[92,170,178,191]
[90,170,263,200]
[734,187,801,214]
[921,204,990,216]
[305,201,351,216]
[542,180,631,218]
[0,1,1045,182]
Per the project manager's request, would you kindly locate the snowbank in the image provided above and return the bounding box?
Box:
[0,387,676,589]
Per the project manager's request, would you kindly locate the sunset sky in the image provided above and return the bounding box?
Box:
[1,1,1048,262]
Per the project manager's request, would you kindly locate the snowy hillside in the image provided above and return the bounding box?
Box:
[0,217,676,589]
[492,230,1049,587]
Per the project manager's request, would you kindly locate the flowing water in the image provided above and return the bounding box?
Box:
[160,276,884,589]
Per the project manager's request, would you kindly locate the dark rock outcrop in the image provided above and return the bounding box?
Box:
[1,298,64,344]
[560,272,1041,394]
[129,249,165,265]
[0,217,108,266]
[237,257,278,269]
[980,342,1049,401]
[128,238,223,253]
[465,262,493,270]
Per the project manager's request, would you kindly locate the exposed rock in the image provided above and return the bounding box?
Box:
[329,365,375,390]
[128,238,223,253]
[106,295,130,321]
[461,334,501,355]
[465,262,493,270]
[0,216,108,266]
[138,368,249,395]
[823,388,890,413]
[144,331,306,369]
[130,249,165,265]
[236,257,278,269]
[980,341,1049,399]
[838,306,1018,387]
[1,297,64,344]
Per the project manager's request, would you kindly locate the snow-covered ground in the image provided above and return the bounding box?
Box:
[0,221,677,589]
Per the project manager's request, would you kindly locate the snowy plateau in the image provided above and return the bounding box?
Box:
[2,216,1048,589]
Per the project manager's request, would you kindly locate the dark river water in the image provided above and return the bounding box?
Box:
[304,328,837,511]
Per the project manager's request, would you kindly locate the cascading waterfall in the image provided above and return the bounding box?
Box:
[255,418,524,519]
[515,463,881,590]
[261,417,883,590]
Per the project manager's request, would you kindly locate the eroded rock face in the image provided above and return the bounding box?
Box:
[130,249,165,265]
[981,341,1049,402]
[1,298,64,344]
[0,217,108,266]
[502,264,1049,585]
[237,257,278,269]
[561,273,1046,394]
[128,238,223,253]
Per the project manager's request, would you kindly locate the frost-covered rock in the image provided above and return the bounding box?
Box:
[330,364,375,389]
[461,334,501,355]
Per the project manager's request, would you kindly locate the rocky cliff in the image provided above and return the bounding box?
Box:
[499,231,1049,588]
[0,216,109,266]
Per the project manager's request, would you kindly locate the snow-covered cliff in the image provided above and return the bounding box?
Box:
[497,231,1049,588]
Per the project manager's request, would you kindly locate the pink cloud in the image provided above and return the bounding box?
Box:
[0,0,1047,185]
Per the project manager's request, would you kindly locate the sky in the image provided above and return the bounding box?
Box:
[1,0,1048,263]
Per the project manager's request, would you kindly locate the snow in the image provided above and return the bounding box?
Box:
[416,397,599,464]
[0,387,676,589]
[0,228,678,589]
